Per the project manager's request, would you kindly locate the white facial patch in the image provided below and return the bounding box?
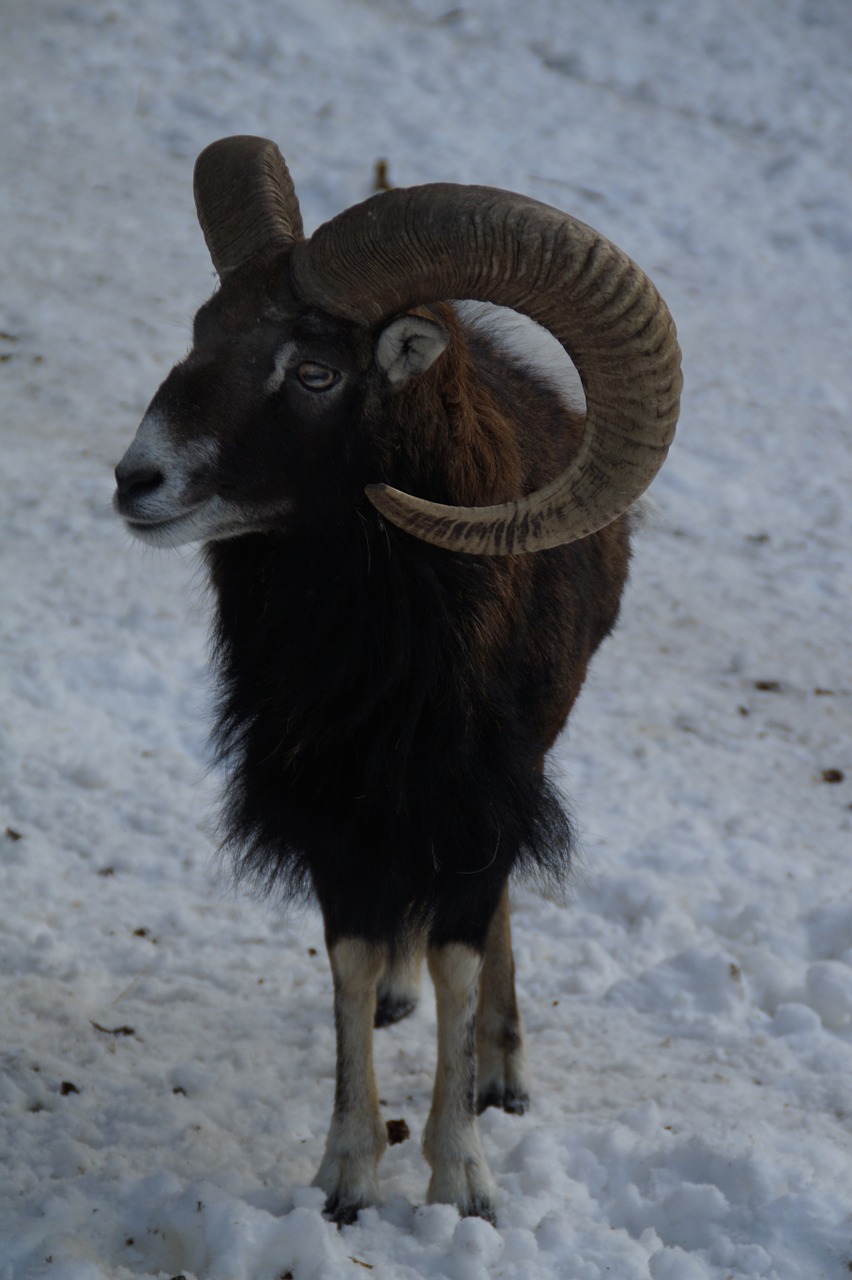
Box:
[117,410,218,515]
[264,341,297,395]
[117,407,291,549]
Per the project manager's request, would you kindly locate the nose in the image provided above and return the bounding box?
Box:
[114,459,164,503]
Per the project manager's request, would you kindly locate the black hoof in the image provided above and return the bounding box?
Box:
[324,1195,366,1228]
[463,1197,497,1226]
[477,1086,529,1116]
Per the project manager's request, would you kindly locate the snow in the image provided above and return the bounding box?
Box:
[2,0,851,1276]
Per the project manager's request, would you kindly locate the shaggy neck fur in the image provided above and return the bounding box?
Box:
[206,511,572,951]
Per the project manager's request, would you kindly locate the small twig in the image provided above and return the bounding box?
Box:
[91,1021,136,1037]
[373,159,392,192]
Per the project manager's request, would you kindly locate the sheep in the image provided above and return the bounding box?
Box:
[113,135,681,1225]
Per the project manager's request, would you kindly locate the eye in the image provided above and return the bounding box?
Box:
[296,361,339,391]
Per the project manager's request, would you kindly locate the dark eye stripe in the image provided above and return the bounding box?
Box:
[297,362,339,390]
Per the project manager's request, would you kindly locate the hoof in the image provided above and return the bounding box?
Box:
[477,1086,529,1116]
[324,1196,365,1228]
[313,1148,382,1228]
[463,1196,497,1225]
[426,1146,498,1226]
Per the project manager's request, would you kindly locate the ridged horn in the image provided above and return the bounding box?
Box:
[289,183,681,555]
[193,135,304,278]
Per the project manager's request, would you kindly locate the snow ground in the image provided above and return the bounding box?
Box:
[1,1,851,1277]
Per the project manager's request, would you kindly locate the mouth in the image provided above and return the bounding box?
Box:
[117,495,291,547]
[119,503,208,548]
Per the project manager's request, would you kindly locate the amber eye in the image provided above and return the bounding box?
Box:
[297,362,339,391]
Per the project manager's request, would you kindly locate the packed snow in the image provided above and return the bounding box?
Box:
[2,1,851,1277]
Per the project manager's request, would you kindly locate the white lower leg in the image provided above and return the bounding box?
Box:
[423,943,498,1222]
[476,887,531,1114]
[313,938,387,1222]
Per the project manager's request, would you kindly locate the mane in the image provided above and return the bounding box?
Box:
[206,518,574,947]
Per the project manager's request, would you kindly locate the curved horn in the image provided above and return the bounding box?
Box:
[193,136,304,278]
[289,184,681,555]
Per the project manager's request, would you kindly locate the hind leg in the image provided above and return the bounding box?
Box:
[476,886,531,1115]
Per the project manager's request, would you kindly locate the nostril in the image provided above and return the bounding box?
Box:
[115,463,165,501]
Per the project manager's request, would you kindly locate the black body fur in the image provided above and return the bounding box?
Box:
[126,262,631,955]
[207,377,626,951]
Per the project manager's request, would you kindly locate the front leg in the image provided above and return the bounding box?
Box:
[423,943,498,1223]
[313,938,387,1224]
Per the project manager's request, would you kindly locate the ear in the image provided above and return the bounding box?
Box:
[376,315,449,386]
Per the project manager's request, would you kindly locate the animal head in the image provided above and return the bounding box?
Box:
[114,135,681,555]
